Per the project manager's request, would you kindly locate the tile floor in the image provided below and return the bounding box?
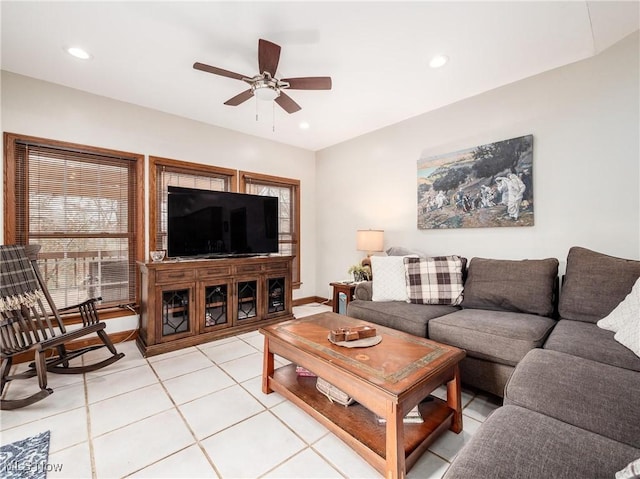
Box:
[0,303,502,479]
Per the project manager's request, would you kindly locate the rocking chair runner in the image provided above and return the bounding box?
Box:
[0,244,125,410]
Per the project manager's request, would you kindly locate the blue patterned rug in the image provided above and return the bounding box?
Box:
[0,431,51,479]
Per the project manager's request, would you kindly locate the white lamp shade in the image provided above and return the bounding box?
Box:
[356,229,384,253]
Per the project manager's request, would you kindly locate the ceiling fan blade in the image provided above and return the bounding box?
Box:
[275,92,301,114]
[258,39,281,76]
[282,77,332,90]
[193,62,247,81]
[224,89,254,106]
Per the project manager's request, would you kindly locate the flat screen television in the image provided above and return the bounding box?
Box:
[167,186,279,258]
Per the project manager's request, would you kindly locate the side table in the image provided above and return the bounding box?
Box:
[330,282,357,314]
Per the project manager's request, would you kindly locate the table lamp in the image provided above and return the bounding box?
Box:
[357,229,384,268]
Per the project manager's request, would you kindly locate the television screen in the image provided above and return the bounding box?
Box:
[167,186,279,258]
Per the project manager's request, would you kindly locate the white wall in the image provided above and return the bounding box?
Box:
[315,31,640,291]
[1,72,318,333]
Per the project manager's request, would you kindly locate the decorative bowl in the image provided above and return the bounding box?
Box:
[150,250,166,262]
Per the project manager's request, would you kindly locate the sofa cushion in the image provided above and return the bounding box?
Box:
[429,309,556,366]
[404,256,464,306]
[504,349,640,448]
[558,246,640,323]
[459,356,514,398]
[346,299,457,337]
[443,405,640,479]
[461,257,558,317]
[371,255,414,302]
[543,319,640,371]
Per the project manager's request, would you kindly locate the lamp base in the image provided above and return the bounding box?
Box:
[361,256,372,269]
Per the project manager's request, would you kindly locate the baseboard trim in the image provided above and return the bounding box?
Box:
[293,296,329,307]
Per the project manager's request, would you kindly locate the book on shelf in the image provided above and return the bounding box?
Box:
[295,366,317,377]
[376,405,423,425]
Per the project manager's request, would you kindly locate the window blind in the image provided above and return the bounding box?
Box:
[13,141,138,309]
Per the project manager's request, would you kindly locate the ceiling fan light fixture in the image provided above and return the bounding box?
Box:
[253,84,280,101]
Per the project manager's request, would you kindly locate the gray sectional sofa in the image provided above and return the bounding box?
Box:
[347,246,640,478]
[348,255,560,397]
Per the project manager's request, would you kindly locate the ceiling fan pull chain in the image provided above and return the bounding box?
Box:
[255,97,259,122]
[272,101,276,133]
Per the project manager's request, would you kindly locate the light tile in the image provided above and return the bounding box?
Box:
[47,441,93,479]
[217,352,263,382]
[263,448,342,478]
[0,407,87,454]
[89,383,174,436]
[200,339,258,364]
[84,340,148,377]
[293,303,332,318]
[92,409,194,478]
[431,385,475,408]
[146,346,198,363]
[313,433,383,479]
[240,332,265,351]
[271,400,329,444]
[0,382,86,430]
[178,384,264,439]
[428,415,482,461]
[201,411,305,478]
[150,350,213,381]
[162,365,235,405]
[9,362,84,389]
[86,363,158,404]
[241,376,286,408]
[129,444,218,478]
[463,393,502,422]
[407,451,450,479]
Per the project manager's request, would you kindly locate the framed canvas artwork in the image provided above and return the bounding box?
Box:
[418,135,533,229]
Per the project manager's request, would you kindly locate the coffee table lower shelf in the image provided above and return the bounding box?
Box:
[268,364,454,476]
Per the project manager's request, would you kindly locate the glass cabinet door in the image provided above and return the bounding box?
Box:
[160,288,192,340]
[267,277,286,314]
[203,283,230,330]
[237,280,258,321]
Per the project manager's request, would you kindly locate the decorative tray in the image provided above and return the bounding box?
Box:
[328,326,382,348]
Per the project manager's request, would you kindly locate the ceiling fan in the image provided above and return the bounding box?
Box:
[194,39,332,114]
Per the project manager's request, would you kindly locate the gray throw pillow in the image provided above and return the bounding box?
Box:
[462,257,559,317]
[559,246,640,323]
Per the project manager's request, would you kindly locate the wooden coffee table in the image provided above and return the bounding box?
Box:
[260,312,465,479]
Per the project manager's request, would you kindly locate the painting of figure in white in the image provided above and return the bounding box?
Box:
[418,135,533,229]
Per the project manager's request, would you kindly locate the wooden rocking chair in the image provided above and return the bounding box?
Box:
[1,244,125,410]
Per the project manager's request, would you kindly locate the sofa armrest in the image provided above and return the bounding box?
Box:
[354,281,373,301]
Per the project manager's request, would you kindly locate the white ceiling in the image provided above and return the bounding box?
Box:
[1,1,638,151]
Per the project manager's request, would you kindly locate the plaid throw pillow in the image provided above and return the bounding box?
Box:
[404,256,464,305]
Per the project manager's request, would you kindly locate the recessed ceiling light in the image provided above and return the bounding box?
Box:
[66,47,92,60]
[299,122,310,130]
[429,54,449,69]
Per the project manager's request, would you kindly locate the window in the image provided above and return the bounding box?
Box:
[149,157,237,252]
[3,133,144,310]
[240,171,301,288]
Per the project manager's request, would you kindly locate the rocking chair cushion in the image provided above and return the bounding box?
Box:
[0,245,46,312]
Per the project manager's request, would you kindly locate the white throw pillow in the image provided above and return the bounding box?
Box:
[597,277,640,357]
[597,277,640,333]
[616,457,640,479]
[371,255,415,302]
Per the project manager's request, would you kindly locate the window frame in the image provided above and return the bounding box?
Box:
[148,156,237,253]
[239,170,301,289]
[3,132,145,315]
